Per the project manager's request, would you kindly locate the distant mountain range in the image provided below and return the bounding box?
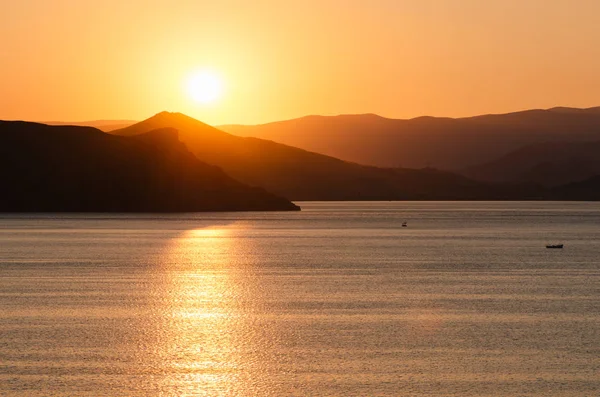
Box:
[47,107,600,188]
[0,121,298,212]
[3,108,600,210]
[110,112,544,201]
[220,107,600,171]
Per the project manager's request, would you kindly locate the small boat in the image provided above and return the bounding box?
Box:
[401,222,407,227]
[546,244,563,249]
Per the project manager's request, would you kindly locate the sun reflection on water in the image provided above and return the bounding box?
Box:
[154,226,253,396]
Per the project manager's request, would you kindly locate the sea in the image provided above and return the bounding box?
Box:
[1,201,599,396]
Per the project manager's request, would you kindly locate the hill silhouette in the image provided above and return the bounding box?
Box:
[219,107,600,170]
[462,141,600,187]
[45,120,137,132]
[110,112,545,201]
[0,121,299,212]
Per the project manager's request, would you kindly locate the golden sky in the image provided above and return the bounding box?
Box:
[1,0,600,125]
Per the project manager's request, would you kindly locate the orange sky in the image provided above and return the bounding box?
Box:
[2,0,600,125]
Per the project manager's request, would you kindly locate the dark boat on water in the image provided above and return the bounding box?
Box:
[546,244,564,249]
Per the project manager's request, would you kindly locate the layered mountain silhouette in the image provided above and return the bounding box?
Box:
[0,121,299,212]
[110,112,544,201]
[462,141,600,187]
[5,111,599,207]
[220,107,600,170]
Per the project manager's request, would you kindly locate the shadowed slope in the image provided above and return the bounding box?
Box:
[462,141,600,187]
[111,112,543,201]
[551,175,600,200]
[0,121,299,212]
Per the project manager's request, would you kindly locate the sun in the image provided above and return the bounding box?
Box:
[186,70,224,104]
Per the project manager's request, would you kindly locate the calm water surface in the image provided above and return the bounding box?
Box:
[1,201,599,396]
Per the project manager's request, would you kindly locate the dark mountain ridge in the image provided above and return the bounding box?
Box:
[0,121,299,212]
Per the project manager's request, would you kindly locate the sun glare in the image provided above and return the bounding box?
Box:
[186,70,224,104]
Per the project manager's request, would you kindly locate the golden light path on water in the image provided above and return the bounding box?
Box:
[152,225,269,396]
[156,227,238,395]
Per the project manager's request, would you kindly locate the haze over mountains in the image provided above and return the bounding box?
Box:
[220,106,600,172]
[110,112,540,201]
[50,106,600,189]
[0,121,298,212]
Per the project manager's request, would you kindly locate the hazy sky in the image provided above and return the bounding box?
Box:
[2,0,600,124]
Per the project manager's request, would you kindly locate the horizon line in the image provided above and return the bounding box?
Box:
[10,103,600,127]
